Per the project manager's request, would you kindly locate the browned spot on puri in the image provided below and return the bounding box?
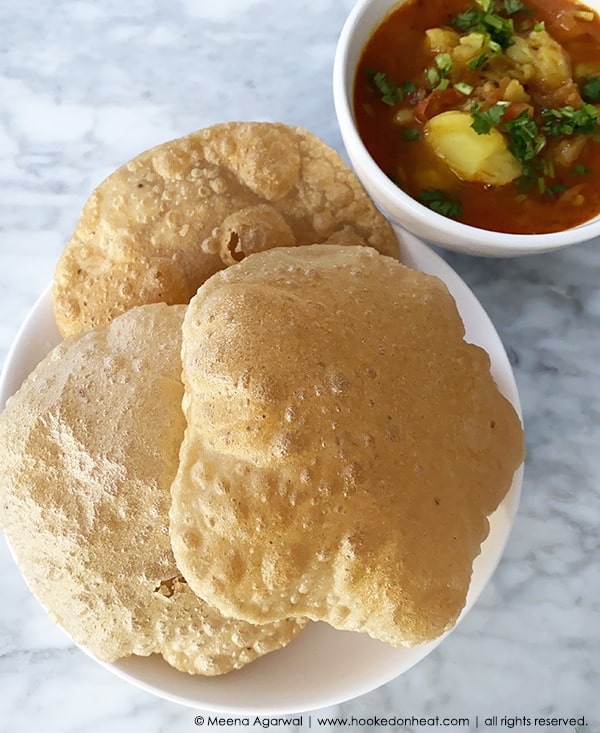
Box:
[154,574,186,598]
[226,232,245,263]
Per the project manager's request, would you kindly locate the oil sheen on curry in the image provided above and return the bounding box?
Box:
[354,0,600,234]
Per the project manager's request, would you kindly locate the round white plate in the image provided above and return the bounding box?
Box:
[0,230,523,714]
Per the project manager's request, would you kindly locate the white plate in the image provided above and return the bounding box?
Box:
[0,230,523,714]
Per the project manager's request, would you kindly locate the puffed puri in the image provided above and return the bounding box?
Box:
[51,121,399,338]
[169,243,525,647]
[0,302,305,674]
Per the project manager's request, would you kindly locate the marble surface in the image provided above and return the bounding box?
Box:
[0,1,599,731]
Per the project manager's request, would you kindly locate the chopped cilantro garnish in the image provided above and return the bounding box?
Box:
[451,2,515,49]
[469,53,489,71]
[487,14,514,48]
[426,67,440,86]
[504,109,545,168]
[401,81,417,95]
[541,104,598,136]
[425,55,453,91]
[484,12,513,36]
[503,0,524,14]
[418,189,463,218]
[572,163,591,175]
[452,7,483,30]
[470,101,508,134]
[547,182,567,195]
[435,53,453,75]
[541,158,555,178]
[400,126,420,141]
[582,75,600,103]
[454,81,474,95]
[365,69,403,106]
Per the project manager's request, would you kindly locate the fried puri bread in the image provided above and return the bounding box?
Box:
[52,122,399,338]
[169,244,525,647]
[0,303,304,674]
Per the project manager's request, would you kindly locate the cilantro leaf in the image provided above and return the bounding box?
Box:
[450,2,515,49]
[582,75,600,103]
[572,163,591,175]
[469,52,489,71]
[400,126,420,141]
[546,182,567,195]
[483,12,515,48]
[541,104,598,136]
[365,69,403,106]
[504,109,545,167]
[455,81,474,95]
[418,189,463,218]
[503,0,524,14]
[435,52,453,76]
[426,66,440,86]
[471,102,508,134]
[452,7,483,30]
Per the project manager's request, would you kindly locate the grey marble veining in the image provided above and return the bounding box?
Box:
[1,1,599,732]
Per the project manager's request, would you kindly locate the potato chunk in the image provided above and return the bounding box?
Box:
[452,32,487,71]
[425,27,460,53]
[424,110,521,185]
[506,30,571,90]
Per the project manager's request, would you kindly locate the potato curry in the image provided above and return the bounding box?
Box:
[354,0,600,234]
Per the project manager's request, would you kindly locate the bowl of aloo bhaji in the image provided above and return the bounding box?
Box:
[334,0,600,255]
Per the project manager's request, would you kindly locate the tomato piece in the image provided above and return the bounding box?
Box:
[413,88,466,123]
[502,102,534,121]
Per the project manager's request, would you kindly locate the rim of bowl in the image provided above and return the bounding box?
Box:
[333,0,600,255]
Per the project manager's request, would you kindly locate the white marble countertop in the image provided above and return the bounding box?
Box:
[1,1,599,731]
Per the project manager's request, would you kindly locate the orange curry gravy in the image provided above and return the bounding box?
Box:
[354,0,600,234]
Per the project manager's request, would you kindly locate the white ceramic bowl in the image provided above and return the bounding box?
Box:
[333,0,600,256]
[0,230,523,712]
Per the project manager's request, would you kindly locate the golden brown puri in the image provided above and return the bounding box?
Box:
[52,122,399,338]
[0,303,304,674]
[170,244,525,647]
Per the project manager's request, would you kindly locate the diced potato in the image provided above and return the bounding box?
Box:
[424,110,521,185]
[425,27,460,52]
[452,32,486,68]
[506,31,571,89]
[503,79,531,103]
